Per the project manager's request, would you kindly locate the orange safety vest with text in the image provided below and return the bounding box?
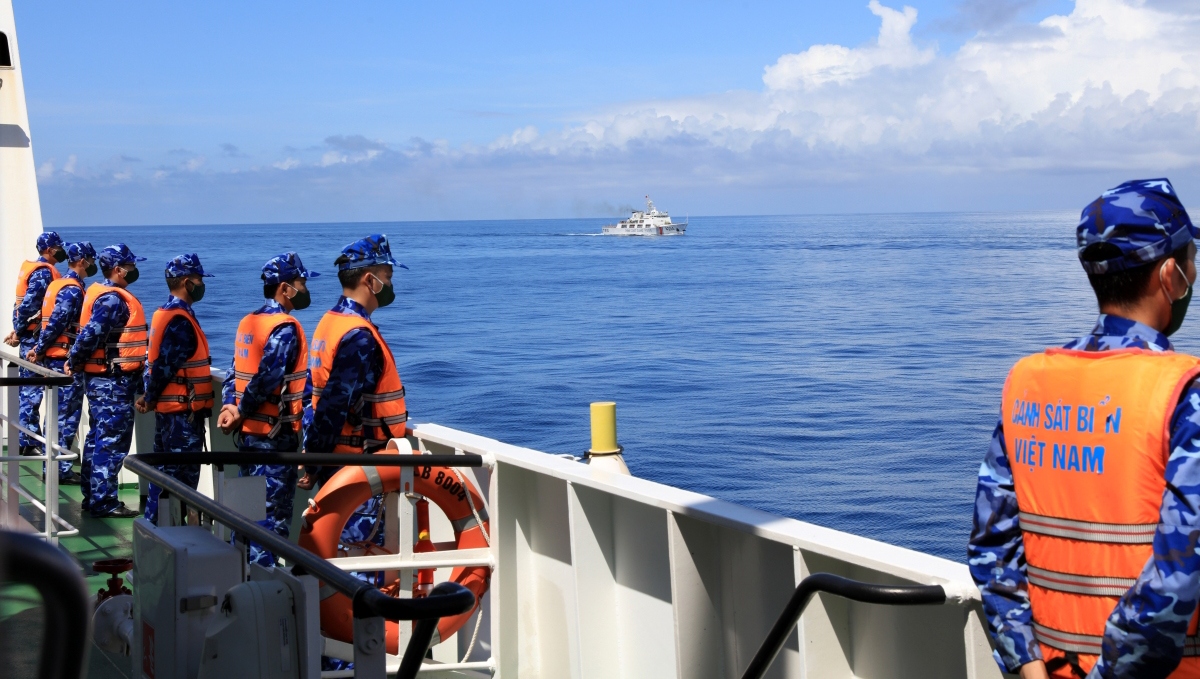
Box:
[79,283,147,374]
[39,276,84,359]
[1002,348,1200,677]
[148,307,213,413]
[308,311,407,453]
[232,311,308,437]
[13,260,60,333]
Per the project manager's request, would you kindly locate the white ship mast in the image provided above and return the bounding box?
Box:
[0,0,45,342]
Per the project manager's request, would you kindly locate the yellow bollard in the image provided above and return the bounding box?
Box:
[586,401,630,475]
[588,401,621,455]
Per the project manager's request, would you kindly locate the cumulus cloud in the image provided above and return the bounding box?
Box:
[35,0,1200,225]
[763,1,934,90]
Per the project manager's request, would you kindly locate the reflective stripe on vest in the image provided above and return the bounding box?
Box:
[148,307,213,413]
[309,310,407,453]
[1018,511,1157,544]
[39,277,83,359]
[1026,564,1138,598]
[79,283,147,373]
[1034,621,1200,658]
[1003,348,1200,673]
[231,311,308,438]
[13,260,61,332]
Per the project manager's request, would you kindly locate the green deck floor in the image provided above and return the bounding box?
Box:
[2,457,140,679]
[2,456,316,679]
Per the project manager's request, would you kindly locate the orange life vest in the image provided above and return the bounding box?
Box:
[308,311,407,452]
[147,306,213,413]
[79,283,148,374]
[39,276,83,359]
[13,260,60,333]
[1002,348,1200,677]
[232,311,308,437]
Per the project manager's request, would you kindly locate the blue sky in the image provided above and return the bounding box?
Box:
[16,0,1199,226]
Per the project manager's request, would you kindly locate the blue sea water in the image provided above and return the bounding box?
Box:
[61,212,1183,562]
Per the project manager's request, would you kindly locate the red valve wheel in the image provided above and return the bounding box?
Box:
[94,558,133,603]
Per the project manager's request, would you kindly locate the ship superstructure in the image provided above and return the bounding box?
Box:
[602,196,686,236]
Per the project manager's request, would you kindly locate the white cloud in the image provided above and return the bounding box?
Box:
[763,1,934,90]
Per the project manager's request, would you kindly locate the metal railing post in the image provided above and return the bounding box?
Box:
[352,614,387,679]
[43,384,59,544]
[4,361,19,529]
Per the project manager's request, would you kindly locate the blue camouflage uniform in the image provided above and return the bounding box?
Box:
[68,244,146,517]
[304,235,408,549]
[32,242,97,477]
[968,179,1200,678]
[12,231,64,455]
[221,252,320,565]
[143,254,215,525]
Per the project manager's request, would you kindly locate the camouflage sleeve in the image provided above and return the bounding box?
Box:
[1091,382,1200,679]
[13,267,54,338]
[968,418,1040,673]
[144,316,197,405]
[33,284,82,356]
[238,322,299,417]
[302,328,380,453]
[66,292,127,372]
[221,356,237,406]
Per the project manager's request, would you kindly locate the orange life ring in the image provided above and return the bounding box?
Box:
[298,453,491,652]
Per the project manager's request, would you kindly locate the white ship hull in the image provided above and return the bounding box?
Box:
[601,223,686,236]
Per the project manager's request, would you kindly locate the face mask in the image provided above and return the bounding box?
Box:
[187,281,206,303]
[1163,263,1193,337]
[286,284,311,310]
[121,267,140,284]
[85,262,98,277]
[369,274,395,308]
[53,249,67,263]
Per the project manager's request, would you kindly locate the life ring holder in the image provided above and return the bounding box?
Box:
[298,440,492,654]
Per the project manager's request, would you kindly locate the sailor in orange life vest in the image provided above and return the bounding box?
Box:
[5,231,65,458]
[135,254,215,524]
[217,252,319,566]
[299,234,408,548]
[65,244,148,519]
[968,179,1200,679]
[25,241,98,485]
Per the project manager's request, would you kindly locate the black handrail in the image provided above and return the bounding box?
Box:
[121,455,476,677]
[0,530,91,679]
[739,573,947,679]
[131,451,483,467]
[0,375,73,387]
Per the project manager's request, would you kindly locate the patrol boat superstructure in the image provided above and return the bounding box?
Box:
[601,196,687,236]
[0,3,1002,677]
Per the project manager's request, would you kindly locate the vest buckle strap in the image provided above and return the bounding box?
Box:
[1019,511,1157,544]
[362,386,405,403]
[1027,565,1138,597]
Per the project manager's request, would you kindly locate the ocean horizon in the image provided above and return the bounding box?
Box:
[55,211,1135,561]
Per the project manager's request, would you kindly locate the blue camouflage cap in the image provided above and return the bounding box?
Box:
[335,234,407,272]
[98,244,146,270]
[165,253,215,278]
[65,241,96,263]
[262,252,322,285]
[36,231,63,252]
[1077,178,1198,274]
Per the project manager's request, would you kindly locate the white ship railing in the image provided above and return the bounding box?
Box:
[396,423,1000,679]
[0,347,81,545]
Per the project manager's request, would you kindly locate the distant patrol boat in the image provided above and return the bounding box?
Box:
[601,196,687,236]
